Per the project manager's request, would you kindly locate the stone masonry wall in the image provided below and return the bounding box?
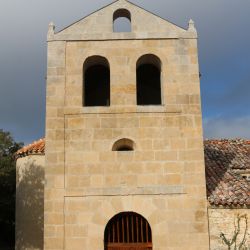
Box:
[16,155,45,250]
[208,208,250,250]
[15,151,250,250]
[45,37,210,250]
[44,2,210,250]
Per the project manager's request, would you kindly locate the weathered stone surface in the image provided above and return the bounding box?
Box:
[44,1,209,248]
[16,138,250,249]
[49,1,196,42]
[15,155,45,250]
[13,1,215,249]
[208,208,250,250]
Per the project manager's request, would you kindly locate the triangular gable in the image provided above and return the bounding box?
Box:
[48,0,197,41]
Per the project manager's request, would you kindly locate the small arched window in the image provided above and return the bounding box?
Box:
[104,212,152,250]
[83,56,110,107]
[136,54,162,105]
[113,9,131,32]
[112,138,135,151]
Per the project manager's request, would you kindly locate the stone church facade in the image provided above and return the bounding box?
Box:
[15,1,249,250]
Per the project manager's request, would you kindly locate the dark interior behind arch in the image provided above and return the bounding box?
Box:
[112,138,135,151]
[136,54,162,105]
[104,212,152,249]
[83,56,110,107]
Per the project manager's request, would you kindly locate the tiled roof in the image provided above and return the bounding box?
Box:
[16,138,249,207]
[205,139,250,171]
[205,139,250,207]
[16,138,45,157]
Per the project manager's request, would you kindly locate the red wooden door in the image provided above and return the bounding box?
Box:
[104,212,152,250]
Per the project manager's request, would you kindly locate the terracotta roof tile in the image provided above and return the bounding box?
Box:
[204,139,250,207]
[16,138,45,158]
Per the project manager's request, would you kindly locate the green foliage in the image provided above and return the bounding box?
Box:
[0,129,23,247]
[220,214,249,250]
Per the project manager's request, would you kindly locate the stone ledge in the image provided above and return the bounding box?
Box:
[49,29,197,41]
[64,105,182,115]
[64,185,185,197]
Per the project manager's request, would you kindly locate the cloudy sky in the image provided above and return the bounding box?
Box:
[0,0,249,144]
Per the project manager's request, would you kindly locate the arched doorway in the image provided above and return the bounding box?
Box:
[104,212,152,250]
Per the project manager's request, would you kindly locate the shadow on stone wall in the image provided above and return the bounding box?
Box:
[16,162,44,250]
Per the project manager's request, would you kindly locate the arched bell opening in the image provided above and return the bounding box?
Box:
[83,55,110,107]
[113,9,131,32]
[136,54,162,105]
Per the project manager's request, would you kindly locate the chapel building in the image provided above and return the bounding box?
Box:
[44,0,209,249]
[15,1,250,250]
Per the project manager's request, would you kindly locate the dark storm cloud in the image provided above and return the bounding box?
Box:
[0,0,111,144]
[0,0,250,143]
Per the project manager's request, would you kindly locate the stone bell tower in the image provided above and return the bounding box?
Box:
[45,0,210,249]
